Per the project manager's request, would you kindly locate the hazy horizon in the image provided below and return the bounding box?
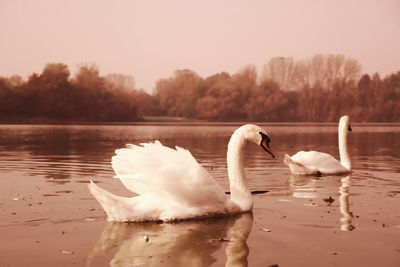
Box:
[1,0,399,92]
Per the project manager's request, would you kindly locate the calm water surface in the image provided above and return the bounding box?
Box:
[0,123,399,266]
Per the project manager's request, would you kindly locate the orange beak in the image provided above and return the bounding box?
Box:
[261,139,275,158]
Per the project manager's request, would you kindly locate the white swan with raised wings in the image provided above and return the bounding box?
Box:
[88,124,274,222]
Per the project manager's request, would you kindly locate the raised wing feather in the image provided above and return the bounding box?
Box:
[111,141,228,208]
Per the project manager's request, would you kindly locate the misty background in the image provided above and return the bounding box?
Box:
[1,1,399,122]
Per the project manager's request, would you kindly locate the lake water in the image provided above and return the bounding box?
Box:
[0,123,399,266]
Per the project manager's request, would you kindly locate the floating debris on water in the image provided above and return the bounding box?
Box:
[60,249,74,254]
[323,196,334,205]
[55,190,73,194]
[24,218,49,223]
[260,228,272,232]
[328,251,342,255]
[85,218,96,221]
[251,190,269,194]
[225,190,268,195]
[144,235,149,242]
[207,238,230,243]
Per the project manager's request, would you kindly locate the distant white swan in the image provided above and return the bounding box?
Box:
[284,115,352,175]
[88,124,274,222]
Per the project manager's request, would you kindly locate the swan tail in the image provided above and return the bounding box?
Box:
[283,154,294,166]
[284,154,305,169]
[284,154,318,175]
[88,180,133,222]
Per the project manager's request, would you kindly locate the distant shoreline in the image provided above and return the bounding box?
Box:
[1,121,399,127]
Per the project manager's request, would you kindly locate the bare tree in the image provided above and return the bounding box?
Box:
[104,73,136,91]
[261,57,296,90]
[293,54,362,91]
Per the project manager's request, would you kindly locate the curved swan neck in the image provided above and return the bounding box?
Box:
[338,119,351,170]
[227,128,252,211]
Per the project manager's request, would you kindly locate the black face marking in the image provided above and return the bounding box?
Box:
[348,124,352,132]
[259,132,271,143]
[259,132,275,158]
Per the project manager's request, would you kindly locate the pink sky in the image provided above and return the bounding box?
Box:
[1,0,399,91]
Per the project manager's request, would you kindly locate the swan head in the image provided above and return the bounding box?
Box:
[339,115,352,132]
[240,124,275,158]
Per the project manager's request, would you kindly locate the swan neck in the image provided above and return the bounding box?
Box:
[338,123,351,170]
[227,130,252,211]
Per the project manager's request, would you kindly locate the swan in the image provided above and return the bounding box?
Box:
[88,124,274,222]
[284,115,352,175]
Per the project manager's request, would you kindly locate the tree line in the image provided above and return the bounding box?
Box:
[0,63,153,122]
[0,54,399,122]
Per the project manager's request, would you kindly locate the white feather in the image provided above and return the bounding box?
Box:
[284,115,352,175]
[88,124,273,222]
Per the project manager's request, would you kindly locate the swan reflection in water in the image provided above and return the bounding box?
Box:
[339,175,355,231]
[85,213,253,267]
[289,174,355,231]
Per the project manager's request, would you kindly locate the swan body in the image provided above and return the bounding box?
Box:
[284,115,352,175]
[88,124,274,222]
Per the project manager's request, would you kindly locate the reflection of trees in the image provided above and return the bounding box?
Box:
[0,126,116,180]
[85,213,253,267]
